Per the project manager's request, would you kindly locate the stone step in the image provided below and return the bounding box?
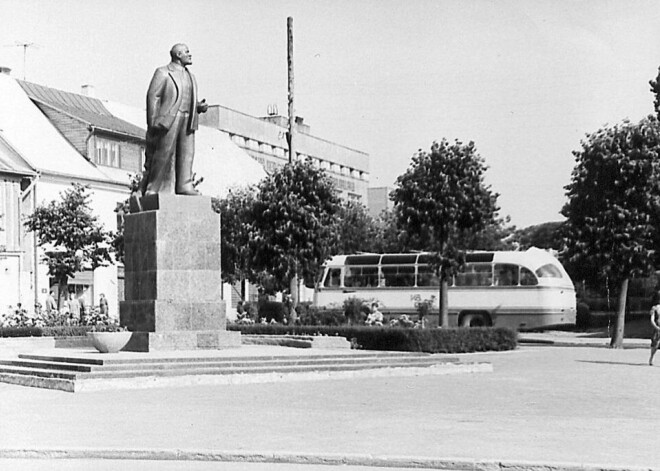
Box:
[17,351,441,366]
[0,356,449,379]
[8,355,457,373]
[0,349,490,393]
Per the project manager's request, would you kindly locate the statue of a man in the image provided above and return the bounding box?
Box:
[140,43,208,196]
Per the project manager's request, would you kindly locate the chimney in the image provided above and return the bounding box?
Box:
[81,84,96,97]
[0,66,11,76]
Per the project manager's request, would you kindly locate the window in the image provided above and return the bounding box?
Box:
[417,265,440,287]
[381,265,415,287]
[323,268,342,288]
[494,264,519,286]
[520,267,538,286]
[455,263,493,287]
[535,264,563,278]
[94,138,121,168]
[344,266,379,288]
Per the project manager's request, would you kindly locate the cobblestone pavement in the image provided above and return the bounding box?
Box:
[0,344,658,470]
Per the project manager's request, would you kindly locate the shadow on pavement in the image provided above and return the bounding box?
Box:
[576,359,650,367]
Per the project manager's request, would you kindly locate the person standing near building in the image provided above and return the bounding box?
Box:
[99,293,108,317]
[67,293,81,324]
[140,43,208,197]
[650,291,660,366]
[45,291,57,313]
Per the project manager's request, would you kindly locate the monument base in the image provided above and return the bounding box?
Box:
[124,330,241,352]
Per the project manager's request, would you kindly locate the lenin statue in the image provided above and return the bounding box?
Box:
[140,43,208,197]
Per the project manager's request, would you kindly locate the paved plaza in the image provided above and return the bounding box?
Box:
[0,340,658,470]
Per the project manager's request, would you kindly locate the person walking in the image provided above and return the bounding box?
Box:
[650,291,660,366]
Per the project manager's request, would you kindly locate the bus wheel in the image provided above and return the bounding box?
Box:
[460,313,490,327]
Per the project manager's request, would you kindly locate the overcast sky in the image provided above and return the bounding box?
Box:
[2,0,660,228]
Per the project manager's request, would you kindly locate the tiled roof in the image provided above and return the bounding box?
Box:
[18,80,145,139]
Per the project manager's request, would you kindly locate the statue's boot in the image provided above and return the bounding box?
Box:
[176,150,200,196]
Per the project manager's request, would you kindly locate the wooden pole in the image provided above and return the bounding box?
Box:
[287,17,299,318]
[287,16,294,163]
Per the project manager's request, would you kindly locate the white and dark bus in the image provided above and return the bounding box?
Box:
[314,248,576,330]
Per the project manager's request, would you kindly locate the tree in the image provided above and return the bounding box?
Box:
[391,139,499,326]
[212,187,257,298]
[249,159,341,304]
[335,201,382,254]
[561,117,660,348]
[513,221,564,251]
[649,67,660,121]
[24,183,114,308]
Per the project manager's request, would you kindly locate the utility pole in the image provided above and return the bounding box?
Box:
[286,17,299,317]
[287,17,295,163]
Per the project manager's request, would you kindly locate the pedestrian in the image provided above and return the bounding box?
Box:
[45,291,57,313]
[67,293,81,325]
[650,291,660,366]
[99,293,108,316]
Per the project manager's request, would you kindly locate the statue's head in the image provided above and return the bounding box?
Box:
[170,43,193,66]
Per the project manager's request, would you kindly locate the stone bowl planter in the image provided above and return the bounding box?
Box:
[89,331,132,353]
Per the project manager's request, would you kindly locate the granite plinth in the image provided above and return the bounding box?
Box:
[120,194,232,351]
[124,330,241,352]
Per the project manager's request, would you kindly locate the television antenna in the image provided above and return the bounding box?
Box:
[3,41,40,80]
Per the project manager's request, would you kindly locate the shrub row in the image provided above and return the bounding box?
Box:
[228,324,517,353]
[0,326,93,338]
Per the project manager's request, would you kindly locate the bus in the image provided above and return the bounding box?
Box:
[313,248,577,330]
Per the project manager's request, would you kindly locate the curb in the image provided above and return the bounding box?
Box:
[518,337,649,349]
[0,448,654,471]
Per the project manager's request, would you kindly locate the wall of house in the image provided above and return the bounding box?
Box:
[0,177,26,311]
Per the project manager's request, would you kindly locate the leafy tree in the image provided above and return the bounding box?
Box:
[650,67,660,121]
[513,221,564,251]
[457,216,516,251]
[212,187,257,297]
[24,184,114,308]
[372,209,405,253]
[391,139,499,326]
[561,117,660,348]
[249,159,341,304]
[335,201,382,254]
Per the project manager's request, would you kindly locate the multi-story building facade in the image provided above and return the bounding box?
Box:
[200,105,370,204]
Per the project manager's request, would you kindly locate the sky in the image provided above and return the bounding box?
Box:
[2,0,660,228]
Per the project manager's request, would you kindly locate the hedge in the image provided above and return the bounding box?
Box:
[0,326,93,338]
[228,324,517,353]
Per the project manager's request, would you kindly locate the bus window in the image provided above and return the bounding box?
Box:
[520,267,538,286]
[455,263,493,287]
[345,266,378,288]
[494,264,519,286]
[536,263,563,278]
[417,265,440,287]
[323,268,341,288]
[381,265,415,287]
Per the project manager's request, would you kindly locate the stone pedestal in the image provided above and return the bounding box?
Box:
[120,194,240,351]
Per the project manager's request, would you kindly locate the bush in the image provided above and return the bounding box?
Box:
[0,326,43,338]
[258,301,285,323]
[227,324,517,353]
[298,304,346,326]
[43,326,94,337]
[343,297,370,325]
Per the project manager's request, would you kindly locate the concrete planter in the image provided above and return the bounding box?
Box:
[89,332,132,353]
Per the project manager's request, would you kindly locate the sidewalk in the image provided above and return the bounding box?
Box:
[518,330,650,348]
[0,344,659,470]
